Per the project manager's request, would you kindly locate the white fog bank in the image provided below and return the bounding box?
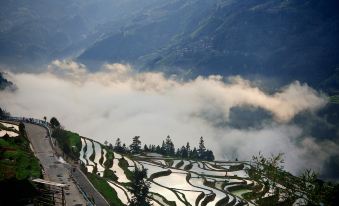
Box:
[1,60,335,174]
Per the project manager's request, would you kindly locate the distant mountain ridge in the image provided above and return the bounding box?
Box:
[0,0,167,71]
[1,0,338,88]
[0,72,15,90]
[79,0,339,87]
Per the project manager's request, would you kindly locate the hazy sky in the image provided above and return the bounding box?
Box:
[1,60,337,175]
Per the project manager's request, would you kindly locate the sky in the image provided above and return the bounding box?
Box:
[1,59,337,176]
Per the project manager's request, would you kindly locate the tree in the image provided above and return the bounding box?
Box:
[191,147,198,159]
[198,137,206,159]
[150,145,156,152]
[248,152,339,205]
[50,117,60,128]
[299,169,339,205]
[2,133,10,140]
[143,144,149,152]
[164,135,175,156]
[122,143,128,153]
[114,138,123,153]
[160,140,166,155]
[180,146,188,159]
[130,136,141,154]
[155,145,161,154]
[185,142,190,158]
[115,138,122,148]
[0,107,10,118]
[18,122,25,137]
[248,152,285,204]
[205,150,214,161]
[129,167,152,206]
[176,148,181,157]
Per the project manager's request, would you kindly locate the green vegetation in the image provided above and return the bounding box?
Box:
[99,148,104,165]
[0,123,41,181]
[149,170,171,180]
[203,178,215,188]
[184,162,193,170]
[119,135,215,161]
[129,167,152,206]
[151,193,176,206]
[49,117,60,128]
[0,179,39,205]
[229,163,244,171]
[0,121,42,205]
[89,141,95,162]
[248,152,339,205]
[104,149,114,168]
[175,160,184,168]
[0,141,41,180]
[195,192,205,206]
[329,95,339,104]
[102,149,118,181]
[93,164,98,175]
[118,157,133,181]
[103,169,118,182]
[86,172,124,206]
[52,128,81,159]
[201,193,216,206]
[129,136,141,154]
[65,132,339,206]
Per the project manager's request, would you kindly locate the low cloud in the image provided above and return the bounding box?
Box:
[1,60,336,176]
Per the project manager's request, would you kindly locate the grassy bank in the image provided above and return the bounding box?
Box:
[0,124,41,181]
[86,172,124,206]
[52,128,82,159]
[0,122,42,205]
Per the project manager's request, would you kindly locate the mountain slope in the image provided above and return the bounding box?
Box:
[0,72,15,90]
[149,0,339,85]
[79,0,339,86]
[78,0,215,66]
[0,0,167,70]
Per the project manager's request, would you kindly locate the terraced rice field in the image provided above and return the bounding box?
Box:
[0,121,19,137]
[78,137,267,206]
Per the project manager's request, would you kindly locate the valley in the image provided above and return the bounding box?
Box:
[1,0,338,205]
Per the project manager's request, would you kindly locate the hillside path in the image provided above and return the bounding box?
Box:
[25,123,86,206]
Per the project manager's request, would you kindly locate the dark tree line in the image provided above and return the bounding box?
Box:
[0,107,10,118]
[109,135,214,161]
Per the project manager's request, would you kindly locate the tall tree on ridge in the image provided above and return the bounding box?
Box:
[198,136,206,159]
[130,136,141,154]
[186,142,190,158]
[180,146,188,159]
[165,135,175,156]
[50,117,60,128]
[114,138,123,153]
